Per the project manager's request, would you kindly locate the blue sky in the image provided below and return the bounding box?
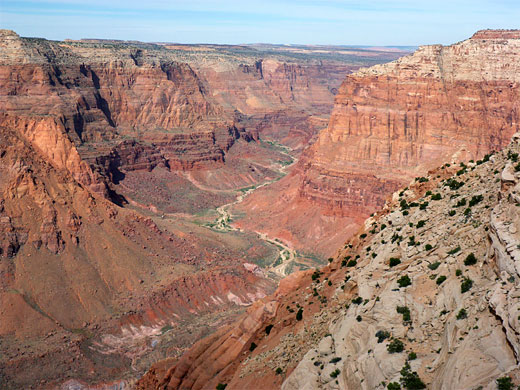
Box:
[0,0,518,45]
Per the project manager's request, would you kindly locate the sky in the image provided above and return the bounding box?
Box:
[0,0,518,46]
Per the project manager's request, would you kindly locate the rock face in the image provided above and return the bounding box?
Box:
[233,30,520,258]
[0,30,407,388]
[141,132,520,390]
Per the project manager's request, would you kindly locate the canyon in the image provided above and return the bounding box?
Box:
[232,29,520,258]
[0,29,405,388]
[137,30,520,389]
[3,26,520,390]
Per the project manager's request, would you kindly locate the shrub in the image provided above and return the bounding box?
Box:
[456,308,467,320]
[265,324,274,335]
[419,202,428,210]
[391,233,402,244]
[216,384,227,390]
[448,246,461,255]
[448,210,456,216]
[416,220,426,228]
[296,308,303,321]
[387,382,401,390]
[445,178,464,190]
[375,330,391,343]
[403,210,409,216]
[400,362,426,389]
[464,253,477,266]
[347,260,357,267]
[330,369,341,378]
[455,269,462,277]
[497,376,514,390]
[356,315,362,322]
[461,277,473,293]
[515,163,520,172]
[249,342,257,351]
[360,233,367,239]
[431,193,442,200]
[275,367,283,375]
[436,275,447,285]
[428,261,440,270]
[397,306,411,322]
[311,270,321,280]
[328,280,332,286]
[416,177,429,183]
[329,357,342,363]
[464,207,471,216]
[408,352,417,360]
[425,244,433,251]
[397,275,412,288]
[454,198,467,207]
[468,195,484,207]
[389,257,401,267]
[352,296,363,304]
[508,151,519,162]
[387,339,405,353]
[425,190,432,196]
[328,257,333,263]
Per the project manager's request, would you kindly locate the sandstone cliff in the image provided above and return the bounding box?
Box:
[233,29,520,258]
[140,132,520,390]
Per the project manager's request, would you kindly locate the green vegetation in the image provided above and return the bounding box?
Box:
[461,277,473,293]
[387,382,401,390]
[397,275,412,288]
[468,194,484,207]
[448,210,456,216]
[329,357,342,364]
[275,367,283,375]
[347,260,357,267]
[436,275,447,285]
[419,202,429,210]
[454,198,466,207]
[428,261,440,270]
[352,296,363,304]
[356,315,362,322]
[445,178,464,190]
[387,339,405,353]
[431,193,442,200]
[296,308,303,321]
[389,257,401,267]
[456,308,467,320]
[265,324,274,335]
[464,253,477,266]
[425,244,433,251]
[448,246,461,255]
[497,376,514,390]
[507,151,519,163]
[399,362,426,389]
[360,233,367,238]
[375,330,391,343]
[456,269,462,277]
[408,352,417,360]
[160,324,173,334]
[416,220,426,228]
[397,306,411,322]
[330,369,341,378]
[216,384,227,390]
[249,342,257,351]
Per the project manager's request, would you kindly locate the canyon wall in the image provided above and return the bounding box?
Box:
[139,119,520,390]
[234,30,520,257]
[0,30,406,388]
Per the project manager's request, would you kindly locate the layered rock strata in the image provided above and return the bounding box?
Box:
[234,30,520,257]
[140,133,520,390]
